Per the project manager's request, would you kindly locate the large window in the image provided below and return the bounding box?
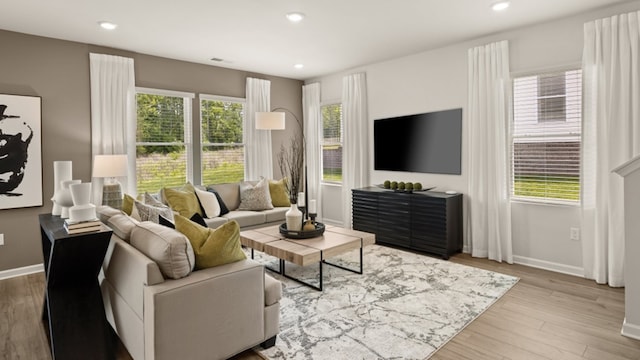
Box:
[135,88,193,194]
[321,103,343,182]
[512,69,582,203]
[200,95,245,184]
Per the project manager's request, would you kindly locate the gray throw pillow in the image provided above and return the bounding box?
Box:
[238,177,274,211]
[135,199,174,223]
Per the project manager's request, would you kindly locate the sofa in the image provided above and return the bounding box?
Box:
[97,204,282,360]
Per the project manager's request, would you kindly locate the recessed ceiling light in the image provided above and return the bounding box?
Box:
[98,21,118,30]
[492,1,510,11]
[294,64,304,69]
[286,12,305,23]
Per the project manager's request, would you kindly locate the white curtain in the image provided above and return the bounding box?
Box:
[467,40,513,263]
[342,73,369,229]
[89,53,136,204]
[245,77,273,180]
[581,11,640,287]
[303,83,322,218]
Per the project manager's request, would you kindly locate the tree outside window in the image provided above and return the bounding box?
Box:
[321,103,342,182]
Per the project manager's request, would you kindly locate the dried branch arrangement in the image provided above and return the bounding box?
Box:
[277,136,304,204]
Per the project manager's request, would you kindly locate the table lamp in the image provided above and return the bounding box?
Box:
[92,154,128,209]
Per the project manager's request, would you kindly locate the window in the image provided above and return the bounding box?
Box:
[135,88,194,194]
[321,103,342,182]
[512,69,582,203]
[200,95,245,184]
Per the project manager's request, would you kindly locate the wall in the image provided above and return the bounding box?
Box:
[309,1,640,273]
[0,30,302,273]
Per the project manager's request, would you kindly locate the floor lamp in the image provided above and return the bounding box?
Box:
[92,154,128,209]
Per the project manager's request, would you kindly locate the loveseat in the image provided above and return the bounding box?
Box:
[97,205,282,360]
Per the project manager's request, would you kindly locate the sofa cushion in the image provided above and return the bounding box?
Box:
[238,178,273,211]
[164,183,203,218]
[263,207,289,223]
[174,215,246,270]
[134,199,174,224]
[264,274,282,306]
[203,217,229,229]
[130,222,196,279]
[194,186,221,218]
[269,178,290,207]
[207,183,240,211]
[106,213,139,242]
[222,211,267,228]
[97,205,124,223]
[158,213,208,228]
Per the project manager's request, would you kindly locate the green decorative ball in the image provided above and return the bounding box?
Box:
[398,182,405,190]
[406,182,414,191]
[414,182,423,190]
[383,180,391,189]
[390,181,398,190]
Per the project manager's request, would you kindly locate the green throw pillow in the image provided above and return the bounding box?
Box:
[174,215,246,270]
[122,194,135,215]
[164,184,203,218]
[269,178,290,207]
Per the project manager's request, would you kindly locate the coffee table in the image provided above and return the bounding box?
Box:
[240,225,375,291]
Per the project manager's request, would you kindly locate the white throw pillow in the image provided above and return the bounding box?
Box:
[194,187,221,218]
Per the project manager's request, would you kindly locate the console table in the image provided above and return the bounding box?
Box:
[39,213,114,360]
[352,187,462,259]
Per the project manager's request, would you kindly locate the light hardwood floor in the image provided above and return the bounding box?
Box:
[1,253,638,360]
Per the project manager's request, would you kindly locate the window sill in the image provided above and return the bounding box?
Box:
[321,182,342,188]
[510,197,580,208]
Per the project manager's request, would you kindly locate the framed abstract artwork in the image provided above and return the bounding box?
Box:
[0,94,42,210]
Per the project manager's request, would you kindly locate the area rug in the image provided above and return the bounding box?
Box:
[248,244,519,360]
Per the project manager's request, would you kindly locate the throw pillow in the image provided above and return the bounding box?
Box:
[159,215,175,229]
[134,199,174,224]
[194,186,221,218]
[206,188,230,216]
[144,192,164,207]
[174,215,246,270]
[130,221,196,279]
[106,213,139,242]
[269,178,290,207]
[164,184,203,218]
[122,194,135,215]
[238,178,274,211]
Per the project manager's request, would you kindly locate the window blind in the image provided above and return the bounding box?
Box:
[321,103,343,182]
[512,69,582,202]
[200,97,245,184]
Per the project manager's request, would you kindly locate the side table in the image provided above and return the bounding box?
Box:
[39,213,114,360]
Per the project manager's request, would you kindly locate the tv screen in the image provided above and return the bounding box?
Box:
[374,108,462,175]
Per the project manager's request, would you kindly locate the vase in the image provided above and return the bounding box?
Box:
[285,203,303,231]
[69,182,97,222]
[52,161,72,216]
[54,179,81,219]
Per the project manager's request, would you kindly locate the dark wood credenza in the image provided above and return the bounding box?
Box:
[39,213,114,360]
[352,187,462,259]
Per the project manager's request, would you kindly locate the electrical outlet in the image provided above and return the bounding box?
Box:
[0,233,4,246]
[570,228,580,241]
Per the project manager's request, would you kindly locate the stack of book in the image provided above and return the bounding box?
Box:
[64,218,103,234]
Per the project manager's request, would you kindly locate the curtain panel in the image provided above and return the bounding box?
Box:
[581,11,640,287]
[342,73,369,229]
[245,77,273,180]
[89,53,136,204]
[303,83,322,219]
[467,40,513,263]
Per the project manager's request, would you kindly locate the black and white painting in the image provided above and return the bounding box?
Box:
[0,94,42,210]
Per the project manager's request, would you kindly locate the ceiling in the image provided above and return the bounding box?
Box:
[1,0,632,80]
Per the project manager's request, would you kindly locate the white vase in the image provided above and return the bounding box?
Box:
[69,182,96,222]
[54,179,81,219]
[52,161,72,216]
[285,203,303,231]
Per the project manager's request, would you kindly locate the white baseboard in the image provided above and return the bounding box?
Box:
[321,218,343,227]
[622,318,640,340]
[0,263,44,280]
[512,255,584,277]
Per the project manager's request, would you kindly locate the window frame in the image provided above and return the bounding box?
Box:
[510,67,582,206]
[198,94,246,185]
[320,101,343,184]
[133,87,195,195]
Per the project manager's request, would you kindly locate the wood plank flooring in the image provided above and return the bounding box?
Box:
[1,253,638,359]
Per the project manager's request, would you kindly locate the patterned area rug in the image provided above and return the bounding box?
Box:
[249,244,519,360]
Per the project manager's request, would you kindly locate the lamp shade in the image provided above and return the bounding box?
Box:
[255,112,285,130]
[92,154,128,178]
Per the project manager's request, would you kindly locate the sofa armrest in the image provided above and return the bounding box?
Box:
[144,259,266,360]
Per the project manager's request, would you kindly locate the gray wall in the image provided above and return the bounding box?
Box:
[0,30,302,273]
[308,1,640,274]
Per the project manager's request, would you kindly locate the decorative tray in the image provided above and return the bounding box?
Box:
[279,222,325,239]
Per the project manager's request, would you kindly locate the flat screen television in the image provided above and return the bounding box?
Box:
[374,108,462,175]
